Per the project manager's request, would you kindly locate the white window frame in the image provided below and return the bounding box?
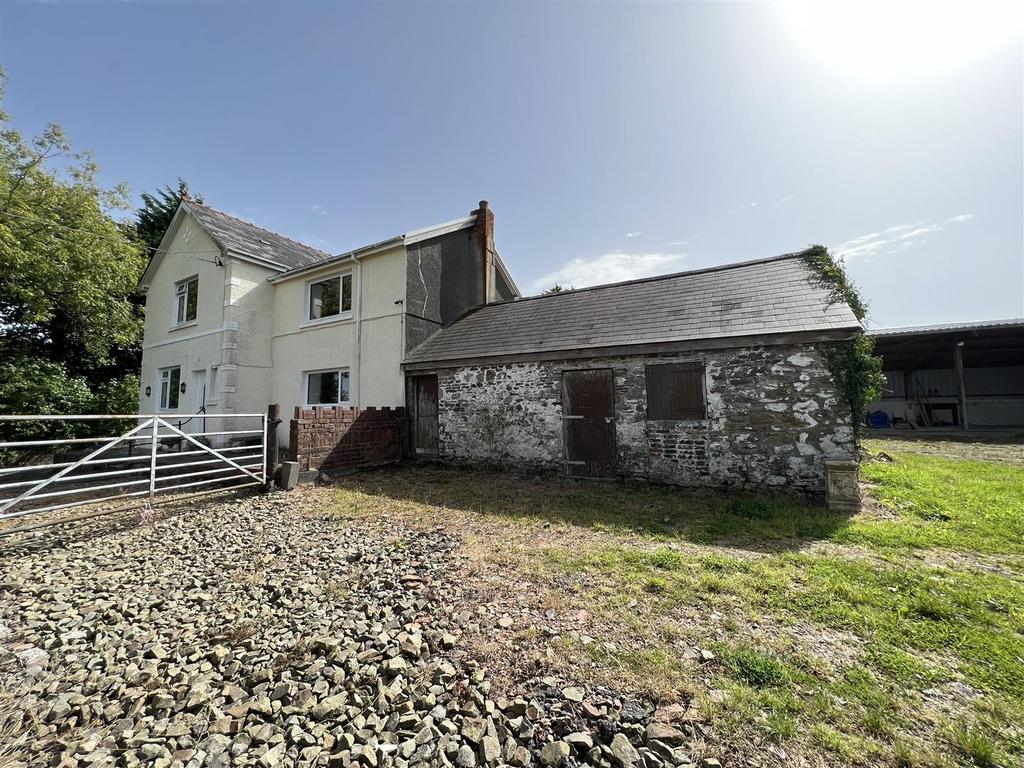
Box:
[173,276,199,327]
[158,366,182,411]
[303,271,353,326]
[303,368,352,407]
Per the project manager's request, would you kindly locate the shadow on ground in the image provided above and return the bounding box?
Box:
[329,463,856,553]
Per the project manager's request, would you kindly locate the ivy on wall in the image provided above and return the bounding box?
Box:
[799,245,885,438]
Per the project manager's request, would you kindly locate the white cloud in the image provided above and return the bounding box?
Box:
[625,231,642,238]
[529,252,688,293]
[834,220,946,261]
[896,225,941,240]
[311,204,327,215]
[728,201,760,214]
[948,213,976,223]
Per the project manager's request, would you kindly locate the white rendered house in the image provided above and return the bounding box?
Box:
[137,198,518,443]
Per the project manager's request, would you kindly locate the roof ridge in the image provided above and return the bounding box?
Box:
[510,251,808,306]
[186,200,332,258]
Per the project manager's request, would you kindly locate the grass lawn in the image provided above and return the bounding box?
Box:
[331,444,1024,768]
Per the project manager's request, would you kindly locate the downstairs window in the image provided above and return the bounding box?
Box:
[305,369,351,406]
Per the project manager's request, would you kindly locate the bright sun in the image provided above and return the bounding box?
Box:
[781,1,1023,82]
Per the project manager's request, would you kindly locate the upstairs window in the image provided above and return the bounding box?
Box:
[159,366,181,410]
[175,276,198,324]
[305,369,351,406]
[646,362,706,420]
[307,273,352,321]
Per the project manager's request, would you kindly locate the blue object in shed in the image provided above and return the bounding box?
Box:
[867,410,890,429]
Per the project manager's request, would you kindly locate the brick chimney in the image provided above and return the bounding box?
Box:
[472,200,497,302]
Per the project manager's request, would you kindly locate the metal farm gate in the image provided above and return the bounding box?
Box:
[0,413,268,534]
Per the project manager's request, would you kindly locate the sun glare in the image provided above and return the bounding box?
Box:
[781,1,1023,82]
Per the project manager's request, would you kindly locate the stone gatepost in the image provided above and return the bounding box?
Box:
[825,459,861,512]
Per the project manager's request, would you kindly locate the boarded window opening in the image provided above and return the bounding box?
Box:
[646,362,706,420]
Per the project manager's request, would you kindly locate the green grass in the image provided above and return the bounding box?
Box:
[339,448,1024,558]
[336,450,1024,767]
[856,448,1024,555]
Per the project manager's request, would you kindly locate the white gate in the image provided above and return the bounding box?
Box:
[0,413,267,533]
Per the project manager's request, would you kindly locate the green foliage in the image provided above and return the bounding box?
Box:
[800,244,867,321]
[943,719,1000,767]
[136,179,202,250]
[717,645,792,687]
[0,69,146,439]
[724,497,772,519]
[0,357,138,463]
[0,357,94,440]
[824,334,886,436]
[93,373,141,415]
[798,245,884,434]
[541,284,571,294]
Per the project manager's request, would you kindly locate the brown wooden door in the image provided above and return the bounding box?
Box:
[562,369,616,478]
[412,375,439,454]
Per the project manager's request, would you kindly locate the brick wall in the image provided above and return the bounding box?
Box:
[289,406,406,474]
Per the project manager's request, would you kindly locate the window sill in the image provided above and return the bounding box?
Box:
[304,402,353,409]
[168,320,198,332]
[301,313,354,330]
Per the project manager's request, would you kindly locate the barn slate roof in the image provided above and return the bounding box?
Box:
[186,201,332,270]
[404,253,862,366]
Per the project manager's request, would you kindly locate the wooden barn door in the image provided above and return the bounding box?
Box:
[410,375,439,455]
[562,369,616,478]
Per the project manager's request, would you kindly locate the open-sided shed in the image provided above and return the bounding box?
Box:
[868,318,1024,429]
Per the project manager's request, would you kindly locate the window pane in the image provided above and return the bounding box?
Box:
[185,279,198,321]
[168,367,180,409]
[308,371,339,405]
[338,371,350,403]
[309,277,340,320]
[160,381,169,409]
[341,274,352,312]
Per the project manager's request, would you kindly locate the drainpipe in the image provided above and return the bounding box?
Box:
[354,258,363,408]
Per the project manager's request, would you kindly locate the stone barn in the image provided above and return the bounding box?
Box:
[402,253,862,494]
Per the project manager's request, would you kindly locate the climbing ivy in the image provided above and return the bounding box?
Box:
[799,245,885,437]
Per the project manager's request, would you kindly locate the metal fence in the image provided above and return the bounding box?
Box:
[0,413,267,533]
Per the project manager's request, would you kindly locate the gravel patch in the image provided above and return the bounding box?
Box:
[0,491,703,768]
[864,436,1024,466]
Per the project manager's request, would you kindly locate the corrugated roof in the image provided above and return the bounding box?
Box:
[405,253,861,365]
[186,201,331,269]
[870,318,1024,337]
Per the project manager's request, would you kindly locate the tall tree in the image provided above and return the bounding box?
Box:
[0,70,146,437]
[136,179,202,250]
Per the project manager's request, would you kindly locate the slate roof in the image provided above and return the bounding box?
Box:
[186,201,331,270]
[404,253,861,365]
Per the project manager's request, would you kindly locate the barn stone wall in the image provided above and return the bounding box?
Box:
[435,342,855,494]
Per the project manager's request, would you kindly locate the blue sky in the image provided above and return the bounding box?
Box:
[2,1,1021,327]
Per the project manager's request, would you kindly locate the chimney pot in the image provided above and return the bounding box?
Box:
[478,200,488,211]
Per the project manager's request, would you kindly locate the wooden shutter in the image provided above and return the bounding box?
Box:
[646,363,706,420]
